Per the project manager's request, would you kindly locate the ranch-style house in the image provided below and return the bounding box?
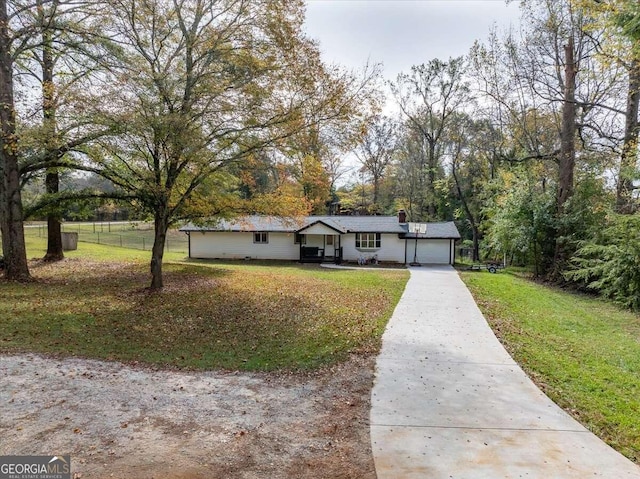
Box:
[180,210,461,265]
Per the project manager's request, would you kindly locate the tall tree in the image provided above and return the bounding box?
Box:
[392,123,430,220]
[573,0,640,213]
[472,0,611,278]
[391,56,470,220]
[1,0,116,274]
[17,0,116,260]
[96,0,376,289]
[444,114,498,262]
[354,115,397,207]
[484,167,556,275]
[617,57,640,213]
[609,0,640,213]
[0,0,30,280]
[29,0,67,261]
[39,0,63,261]
[280,63,380,213]
[282,125,335,214]
[558,35,578,214]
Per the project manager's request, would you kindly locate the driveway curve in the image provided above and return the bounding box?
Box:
[370,265,640,478]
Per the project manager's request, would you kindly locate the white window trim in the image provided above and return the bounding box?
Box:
[355,233,381,249]
[253,232,269,244]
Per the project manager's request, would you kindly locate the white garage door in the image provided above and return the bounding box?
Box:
[415,239,451,264]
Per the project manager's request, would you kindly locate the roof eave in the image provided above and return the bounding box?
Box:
[296,220,346,234]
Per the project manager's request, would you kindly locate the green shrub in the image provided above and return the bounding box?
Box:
[566,214,640,310]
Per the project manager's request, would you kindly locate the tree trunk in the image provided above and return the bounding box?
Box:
[372,175,379,206]
[44,174,64,261]
[149,209,168,290]
[533,237,540,278]
[616,56,640,214]
[40,0,64,262]
[426,140,437,219]
[0,0,30,281]
[557,39,577,212]
[452,161,480,262]
[551,37,578,280]
[471,225,480,263]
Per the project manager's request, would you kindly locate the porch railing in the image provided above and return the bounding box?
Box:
[300,246,325,262]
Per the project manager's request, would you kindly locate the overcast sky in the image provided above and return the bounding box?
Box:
[303,0,521,81]
[303,0,522,184]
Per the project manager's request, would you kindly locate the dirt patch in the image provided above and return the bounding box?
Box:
[0,354,376,479]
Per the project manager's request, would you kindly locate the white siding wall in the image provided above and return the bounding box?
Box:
[189,232,299,260]
[188,231,454,264]
[414,239,452,264]
[301,223,341,235]
[304,235,325,249]
[341,233,406,263]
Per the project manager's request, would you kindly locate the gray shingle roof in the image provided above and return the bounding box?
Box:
[404,222,461,239]
[310,216,407,233]
[180,216,461,238]
[297,218,347,234]
[181,216,305,233]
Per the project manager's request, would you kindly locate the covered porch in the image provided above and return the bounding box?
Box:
[296,220,344,264]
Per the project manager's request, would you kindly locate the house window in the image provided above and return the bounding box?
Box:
[355,233,380,249]
[326,235,334,246]
[254,232,268,244]
[294,233,306,244]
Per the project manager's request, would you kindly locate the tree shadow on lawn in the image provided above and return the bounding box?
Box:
[184,257,331,273]
[1,260,390,371]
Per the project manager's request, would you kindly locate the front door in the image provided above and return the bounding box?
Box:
[325,235,335,257]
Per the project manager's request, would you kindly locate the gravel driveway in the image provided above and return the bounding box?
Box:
[0,354,376,479]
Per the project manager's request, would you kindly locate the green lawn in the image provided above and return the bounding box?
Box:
[23,221,188,254]
[461,270,640,463]
[1,235,408,371]
[21,225,187,263]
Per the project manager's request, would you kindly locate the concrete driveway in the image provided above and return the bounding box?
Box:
[370,265,640,478]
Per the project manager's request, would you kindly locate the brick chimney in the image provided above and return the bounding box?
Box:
[398,209,407,223]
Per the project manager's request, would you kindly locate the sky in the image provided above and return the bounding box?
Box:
[303,0,521,81]
[302,0,522,184]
